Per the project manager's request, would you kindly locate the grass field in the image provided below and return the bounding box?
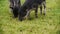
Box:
[0,0,60,34]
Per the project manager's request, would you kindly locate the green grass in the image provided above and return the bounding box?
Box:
[0,0,60,34]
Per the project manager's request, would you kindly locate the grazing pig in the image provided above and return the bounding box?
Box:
[19,0,46,21]
[9,0,21,18]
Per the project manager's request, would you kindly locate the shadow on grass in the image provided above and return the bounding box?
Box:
[28,17,35,21]
[56,30,60,34]
[0,24,4,34]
